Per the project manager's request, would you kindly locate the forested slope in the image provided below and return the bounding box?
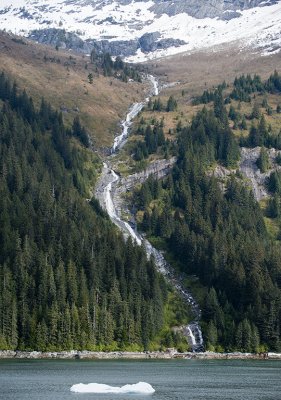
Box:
[0,72,167,351]
[133,74,281,352]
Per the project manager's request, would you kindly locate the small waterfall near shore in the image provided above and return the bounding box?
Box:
[96,75,204,352]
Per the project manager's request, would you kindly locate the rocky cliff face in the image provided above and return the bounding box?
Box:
[210,147,281,202]
[61,0,275,19]
[29,29,186,57]
[151,0,275,19]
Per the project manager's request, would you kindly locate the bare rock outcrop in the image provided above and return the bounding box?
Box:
[150,0,275,19]
[112,157,176,221]
[239,147,281,201]
[210,147,281,202]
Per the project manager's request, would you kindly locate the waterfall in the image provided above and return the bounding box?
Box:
[112,75,158,153]
[187,327,196,346]
[96,75,204,352]
[112,102,144,152]
[148,74,159,96]
[103,164,142,245]
[104,168,119,218]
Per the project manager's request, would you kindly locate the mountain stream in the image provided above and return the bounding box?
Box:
[95,76,204,352]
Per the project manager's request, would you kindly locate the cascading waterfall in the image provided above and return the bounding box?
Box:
[148,74,159,96]
[96,75,204,352]
[103,164,142,245]
[187,327,196,346]
[111,75,157,153]
[112,102,144,152]
[104,167,119,218]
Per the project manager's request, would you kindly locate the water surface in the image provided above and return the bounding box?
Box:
[1,359,281,400]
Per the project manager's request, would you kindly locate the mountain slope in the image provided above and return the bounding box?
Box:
[0,72,169,351]
[124,72,281,352]
[0,31,145,148]
[0,0,281,60]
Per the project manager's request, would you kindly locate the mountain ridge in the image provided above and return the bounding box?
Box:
[1,0,281,61]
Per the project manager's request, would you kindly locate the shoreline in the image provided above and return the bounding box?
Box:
[0,350,281,360]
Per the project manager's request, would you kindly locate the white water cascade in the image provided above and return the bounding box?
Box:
[187,326,196,347]
[96,75,204,352]
[112,102,144,152]
[103,164,142,245]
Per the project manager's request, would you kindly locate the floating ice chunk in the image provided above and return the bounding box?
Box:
[70,381,155,394]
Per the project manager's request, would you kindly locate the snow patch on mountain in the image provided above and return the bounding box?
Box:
[0,0,281,60]
[126,2,281,61]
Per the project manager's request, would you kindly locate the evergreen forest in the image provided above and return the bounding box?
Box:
[2,64,281,354]
[133,72,281,352]
[0,72,168,351]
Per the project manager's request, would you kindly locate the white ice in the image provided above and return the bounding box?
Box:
[70,381,155,394]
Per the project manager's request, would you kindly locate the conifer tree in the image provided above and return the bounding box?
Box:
[256,147,270,173]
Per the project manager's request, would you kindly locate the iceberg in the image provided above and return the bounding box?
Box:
[70,381,155,394]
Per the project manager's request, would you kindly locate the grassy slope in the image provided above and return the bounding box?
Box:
[137,42,281,135]
[150,42,281,96]
[104,43,281,217]
[0,32,146,148]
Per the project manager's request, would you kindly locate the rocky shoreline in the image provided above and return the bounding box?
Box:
[1,350,281,360]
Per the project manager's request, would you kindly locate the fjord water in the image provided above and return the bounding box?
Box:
[1,359,281,400]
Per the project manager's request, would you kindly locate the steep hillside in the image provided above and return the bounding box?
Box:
[0,31,145,148]
[2,2,281,355]
[121,71,281,352]
[0,71,172,351]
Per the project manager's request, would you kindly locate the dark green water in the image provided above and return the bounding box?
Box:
[0,359,281,400]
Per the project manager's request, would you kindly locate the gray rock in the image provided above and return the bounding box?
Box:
[0,7,11,15]
[89,39,139,57]
[138,32,186,53]
[150,0,276,19]
[221,10,242,20]
[29,28,86,50]
[29,28,186,57]
[139,32,161,52]
[27,0,276,58]
[155,37,187,51]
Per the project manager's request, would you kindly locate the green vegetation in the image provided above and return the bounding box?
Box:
[132,119,173,161]
[268,170,281,194]
[192,71,281,150]
[132,75,281,352]
[90,51,142,82]
[148,96,178,112]
[0,72,172,351]
[166,96,178,112]
[256,147,270,173]
[192,82,227,105]
[3,59,281,354]
[230,74,264,102]
[149,292,191,352]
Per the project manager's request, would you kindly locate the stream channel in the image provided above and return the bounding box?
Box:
[95,75,204,352]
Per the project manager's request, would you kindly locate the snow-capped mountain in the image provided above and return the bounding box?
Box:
[0,0,281,61]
